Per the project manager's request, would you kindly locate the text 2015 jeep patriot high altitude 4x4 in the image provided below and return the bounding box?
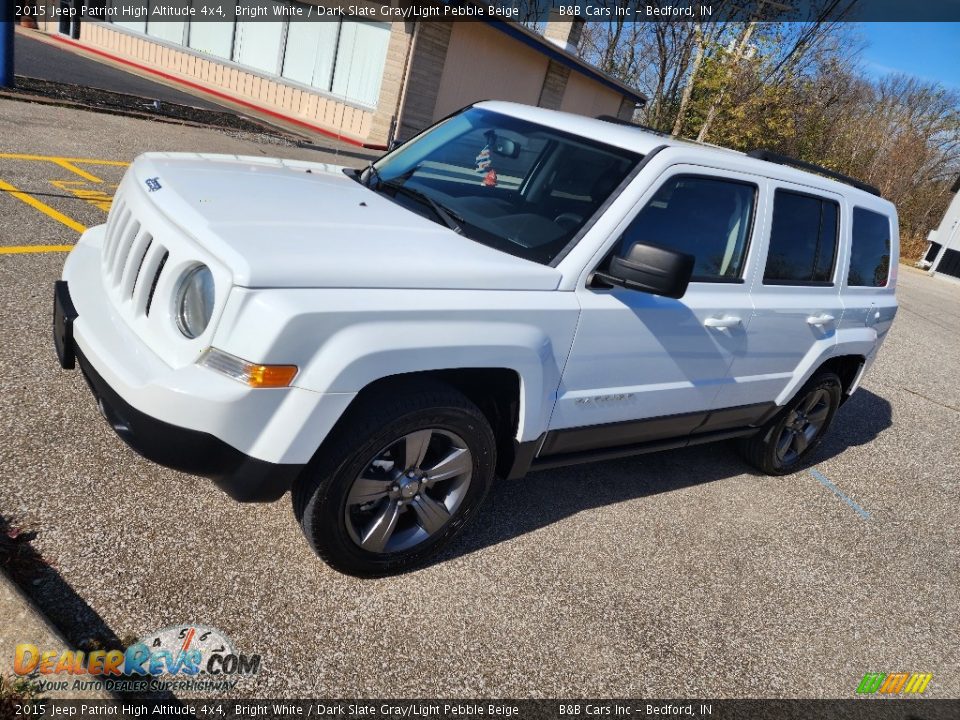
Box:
[54,102,898,576]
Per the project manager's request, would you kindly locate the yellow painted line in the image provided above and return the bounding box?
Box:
[0,153,129,167]
[0,245,73,254]
[52,159,104,183]
[0,178,87,233]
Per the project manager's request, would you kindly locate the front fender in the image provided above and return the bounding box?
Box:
[213,288,581,443]
[300,321,560,441]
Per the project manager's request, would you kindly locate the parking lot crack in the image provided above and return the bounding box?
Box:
[903,386,960,414]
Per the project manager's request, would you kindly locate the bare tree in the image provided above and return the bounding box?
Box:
[574,2,960,257]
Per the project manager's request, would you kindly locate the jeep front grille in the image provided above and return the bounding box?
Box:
[101,196,168,317]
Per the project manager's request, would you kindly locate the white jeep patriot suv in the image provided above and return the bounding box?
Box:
[54,101,898,576]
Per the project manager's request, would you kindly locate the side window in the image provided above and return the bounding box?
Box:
[849,207,891,287]
[763,190,839,284]
[616,175,757,281]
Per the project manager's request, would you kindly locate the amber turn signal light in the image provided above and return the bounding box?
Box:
[198,348,298,388]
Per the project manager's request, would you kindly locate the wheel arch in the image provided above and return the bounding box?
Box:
[317,368,526,480]
[775,343,868,408]
[817,354,866,404]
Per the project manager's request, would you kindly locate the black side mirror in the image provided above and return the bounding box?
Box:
[595,242,694,299]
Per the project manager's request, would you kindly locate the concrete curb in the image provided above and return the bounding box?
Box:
[0,569,117,700]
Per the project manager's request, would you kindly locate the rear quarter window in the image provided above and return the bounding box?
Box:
[849,208,891,287]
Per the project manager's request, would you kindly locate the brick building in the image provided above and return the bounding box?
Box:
[34,2,646,148]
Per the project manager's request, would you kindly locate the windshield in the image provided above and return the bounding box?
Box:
[361,108,641,265]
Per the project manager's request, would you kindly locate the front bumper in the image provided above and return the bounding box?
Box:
[54,277,302,502]
[75,343,303,502]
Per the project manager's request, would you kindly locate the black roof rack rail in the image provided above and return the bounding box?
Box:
[596,115,671,138]
[747,149,881,197]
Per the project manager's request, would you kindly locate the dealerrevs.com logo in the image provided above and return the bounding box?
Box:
[14,625,260,693]
[857,672,933,695]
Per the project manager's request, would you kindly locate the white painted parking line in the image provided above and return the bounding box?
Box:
[810,468,872,520]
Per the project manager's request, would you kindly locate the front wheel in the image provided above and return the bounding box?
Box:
[739,371,842,475]
[292,384,496,577]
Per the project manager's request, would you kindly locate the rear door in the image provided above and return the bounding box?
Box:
[719,183,845,409]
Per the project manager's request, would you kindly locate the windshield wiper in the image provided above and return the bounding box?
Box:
[381,180,465,235]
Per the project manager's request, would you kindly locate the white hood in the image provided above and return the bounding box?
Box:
[129,153,562,291]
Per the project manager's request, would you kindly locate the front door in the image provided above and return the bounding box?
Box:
[544,167,762,457]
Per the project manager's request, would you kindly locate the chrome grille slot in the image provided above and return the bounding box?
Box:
[104,205,131,273]
[144,250,168,317]
[102,202,117,253]
[110,220,141,287]
[121,233,153,300]
[133,243,167,315]
[102,203,119,258]
[103,197,126,260]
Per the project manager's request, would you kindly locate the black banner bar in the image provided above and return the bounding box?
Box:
[12,1,960,24]
[7,699,960,720]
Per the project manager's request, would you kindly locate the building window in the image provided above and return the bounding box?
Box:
[330,21,390,107]
[146,0,187,44]
[849,207,891,287]
[187,22,233,59]
[111,0,146,33]
[763,189,839,285]
[232,2,286,75]
[281,22,339,90]
[105,3,390,108]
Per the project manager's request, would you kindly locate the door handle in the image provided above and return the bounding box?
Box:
[806,313,835,327]
[704,315,742,329]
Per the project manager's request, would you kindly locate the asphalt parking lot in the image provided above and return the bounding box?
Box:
[14,31,226,111]
[1,96,958,700]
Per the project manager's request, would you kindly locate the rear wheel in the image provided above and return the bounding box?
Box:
[292,383,495,577]
[739,372,842,475]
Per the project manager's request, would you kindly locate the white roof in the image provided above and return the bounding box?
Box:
[476,100,676,156]
[475,101,888,206]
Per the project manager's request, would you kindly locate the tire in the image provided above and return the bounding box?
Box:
[292,381,496,577]
[739,371,842,475]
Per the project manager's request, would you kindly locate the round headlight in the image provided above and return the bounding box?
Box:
[175,265,215,339]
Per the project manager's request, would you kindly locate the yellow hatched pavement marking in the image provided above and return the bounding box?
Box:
[0,177,87,234]
[0,153,129,167]
[0,153,127,253]
[51,159,105,184]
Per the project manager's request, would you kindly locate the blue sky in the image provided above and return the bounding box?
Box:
[858,23,960,90]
